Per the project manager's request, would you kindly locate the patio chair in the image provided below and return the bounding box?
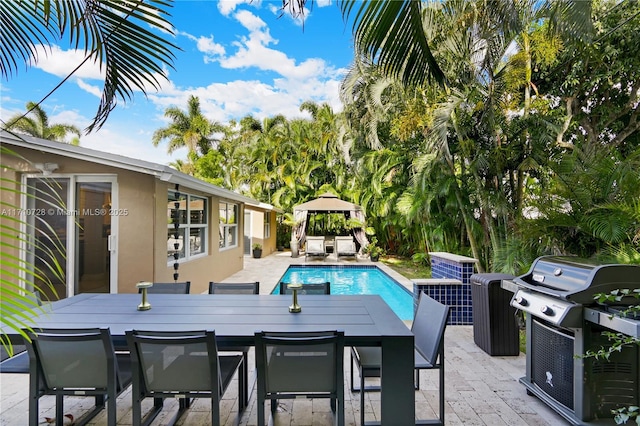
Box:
[351,292,450,426]
[279,281,331,295]
[335,236,357,260]
[304,236,327,261]
[208,281,259,294]
[126,329,244,426]
[254,330,345,426]
[23,327,132,426]
[138,281,191,294]
[208,280,260,408]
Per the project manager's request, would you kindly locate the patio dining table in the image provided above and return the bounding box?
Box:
[2,293,416,425]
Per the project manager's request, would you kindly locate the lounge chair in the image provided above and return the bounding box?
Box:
[304,236,327,261]
[335,236,357,260]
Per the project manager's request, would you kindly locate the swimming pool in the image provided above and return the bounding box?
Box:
[274,265,414,320]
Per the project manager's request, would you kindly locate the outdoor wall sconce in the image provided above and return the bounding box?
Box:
[136,281,153,310]
[288,283,302,313]
[34,162,59,175]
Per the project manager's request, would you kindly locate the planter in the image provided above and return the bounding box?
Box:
[252,249,262,259]
[370,254,379,262]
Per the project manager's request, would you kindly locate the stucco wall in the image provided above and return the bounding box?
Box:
[153,181,244,294]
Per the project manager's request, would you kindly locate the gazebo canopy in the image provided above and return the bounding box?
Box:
[291,193,368,252]
[293,192,362,214]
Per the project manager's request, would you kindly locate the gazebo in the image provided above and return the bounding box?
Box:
[291,192,368,256]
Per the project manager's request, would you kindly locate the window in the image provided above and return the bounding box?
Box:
[167,191,207,262]
[264,212,271,238]
[219,202,238,249]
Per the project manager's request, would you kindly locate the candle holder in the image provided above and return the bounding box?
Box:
[288,283,302,313]
[136,281,153,311]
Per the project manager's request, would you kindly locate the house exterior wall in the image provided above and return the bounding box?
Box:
[247,209,278,258]
[153,180,244,294]
[1,143,245,297]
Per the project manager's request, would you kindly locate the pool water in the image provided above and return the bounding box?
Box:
[275,265,414,320]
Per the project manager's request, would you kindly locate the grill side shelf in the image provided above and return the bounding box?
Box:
[584,307,640,337]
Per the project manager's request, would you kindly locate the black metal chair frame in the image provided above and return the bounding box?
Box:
[254,330,345,426]
[126,329,244,426]
[23,327,131,426]
[351,293,450,426]
[138,281,191,294]
[278,281,331,295]
[208,280,260,408]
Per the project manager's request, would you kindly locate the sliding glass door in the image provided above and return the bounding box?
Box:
[24,176,118,300]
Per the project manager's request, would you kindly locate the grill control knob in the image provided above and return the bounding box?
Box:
[515,296,528,306]
[540,305,554,316]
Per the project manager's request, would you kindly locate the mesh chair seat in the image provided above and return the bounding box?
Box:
[255,330,345,426]
[279,281,330,295]
[138,281,191,294]
[126,329,244,426]
[23,328,131,426]
[209,281,259,295]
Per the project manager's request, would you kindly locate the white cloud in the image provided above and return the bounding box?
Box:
[32,45,104,80]
[197,36,226,56]
[235,9,267,31]
[76,79,102,98]
[217,0,256,16]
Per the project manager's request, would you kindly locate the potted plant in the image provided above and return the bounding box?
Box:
[363,237,385,262]
[252,243,263,258]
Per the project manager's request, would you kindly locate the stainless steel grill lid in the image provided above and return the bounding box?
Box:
[513,255,640,305]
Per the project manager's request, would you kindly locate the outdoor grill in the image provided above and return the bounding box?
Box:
[505,256,640,425]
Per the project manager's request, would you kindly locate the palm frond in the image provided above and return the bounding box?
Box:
[1,0,179,133]
[340,0,445,87]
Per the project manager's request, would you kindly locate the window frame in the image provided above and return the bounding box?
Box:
[264,211,271,239]
[219,201,239,250]
[167,190,208,264]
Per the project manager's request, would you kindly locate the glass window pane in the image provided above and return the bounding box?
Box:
[227,204,237,224]
[219,224,226,248]
[167,228,185,261]
[219,202,228,223]
[168,191,187,225]
[190,196,206,224]
[189,227,205,256]
[228,225,237,247]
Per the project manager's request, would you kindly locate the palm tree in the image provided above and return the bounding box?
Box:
[4,102,81,144]
[152,95,224,157]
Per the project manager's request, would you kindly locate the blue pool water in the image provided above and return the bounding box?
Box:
[274,265,414,320]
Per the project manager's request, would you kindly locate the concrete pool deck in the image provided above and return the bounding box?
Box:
[0,251,569,425]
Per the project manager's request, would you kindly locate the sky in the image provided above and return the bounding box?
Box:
[0,0,355,165]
